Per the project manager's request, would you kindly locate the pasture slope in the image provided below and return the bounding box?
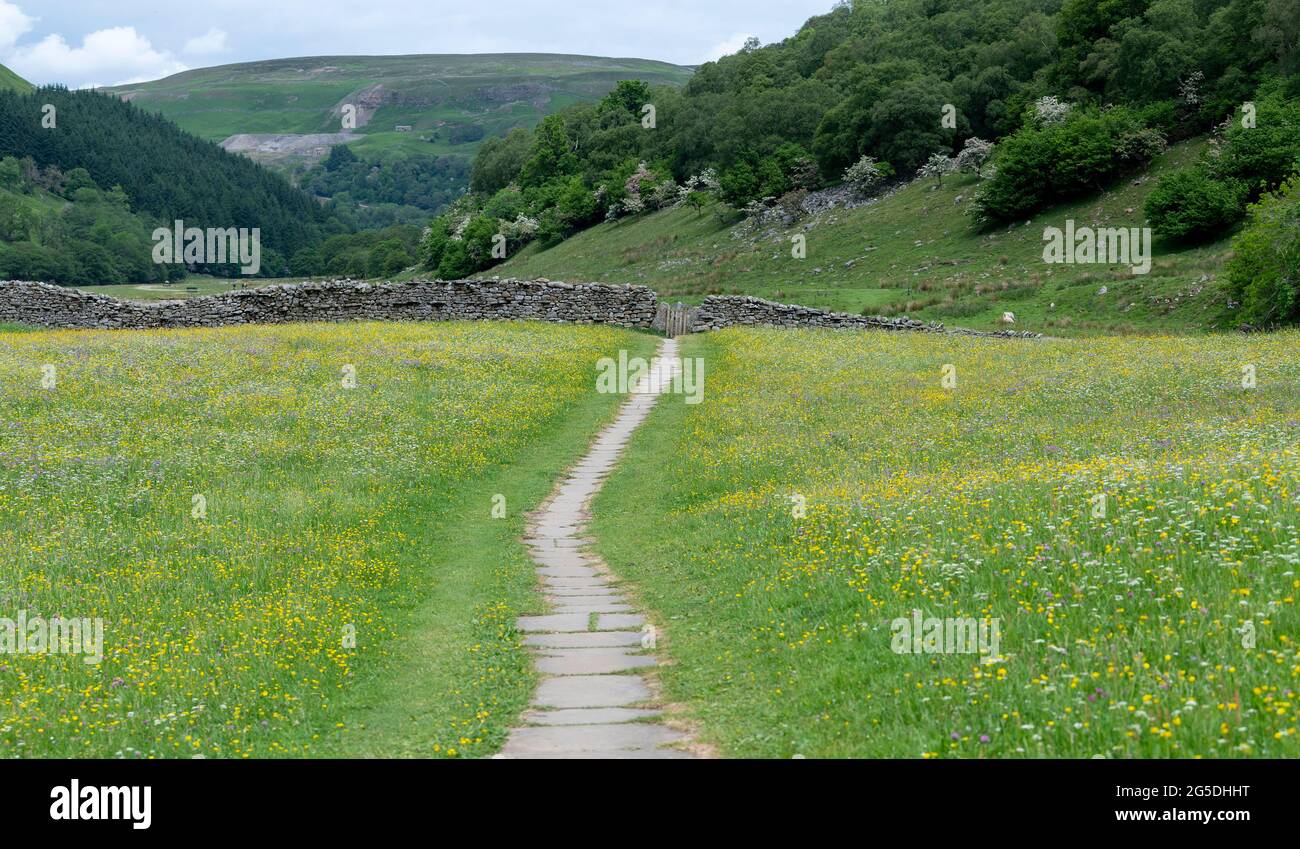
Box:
[499,139,1231,337]
[0,63,31,93]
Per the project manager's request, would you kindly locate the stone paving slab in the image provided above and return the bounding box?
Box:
[532,674,651,708]
[535,649,656,676]
[538,576,609,589]
[521,707,663,725]
[530,538,586,550]
[537,566,600,578]
[499,723,684,755]
[596,613,646,630]
[515,613,590,633]
[496,749,694,760]
[550,602,634,614]
[524,631,644,648]
[529,551,591,569]
[545,587,623,598]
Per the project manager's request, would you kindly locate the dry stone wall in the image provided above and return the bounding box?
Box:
[0,279,1040,338]
[0,279,659,330]
[692,295,1042,338]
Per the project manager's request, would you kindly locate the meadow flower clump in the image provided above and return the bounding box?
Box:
[0,320,640,757]
[594,328,1300,758]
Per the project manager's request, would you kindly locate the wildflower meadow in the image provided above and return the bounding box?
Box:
[0,321,648,757]
[593,328,1300,758]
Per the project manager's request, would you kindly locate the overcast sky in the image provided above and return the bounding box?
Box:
[0,0,835,88]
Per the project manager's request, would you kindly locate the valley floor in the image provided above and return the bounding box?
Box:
[4,318,1297,759]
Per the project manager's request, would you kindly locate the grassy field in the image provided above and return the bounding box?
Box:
[592,327,1300,758]
[0,320,654,757]
[500,139,1233,337]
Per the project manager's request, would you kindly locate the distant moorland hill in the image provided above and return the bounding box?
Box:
[105,54,693,223]
[0,63,32,93]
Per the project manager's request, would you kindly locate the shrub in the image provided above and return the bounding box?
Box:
[842,154,888,193]
[647,179,681,210]
[919,153,957,185]
[972,107,1162,223]
[1031,95,1071,127]
[720,155,786,207]
[1143,87,1300,245]
[1145,167,1248,242]
[554,175,599,227]
[1224,176,1300,328]
[1115,127,1168,166]
[419,219,452,270]
[1209,91,1300,192]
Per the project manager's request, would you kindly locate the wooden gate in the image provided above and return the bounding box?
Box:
[653,301,697,337]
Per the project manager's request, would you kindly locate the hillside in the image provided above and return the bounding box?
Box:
[107,54,693,168]
[0,168,181,286]
[426,0,1297,332]
[0,86,345,280]
[0,63,31,93]
[495,139,1233,336]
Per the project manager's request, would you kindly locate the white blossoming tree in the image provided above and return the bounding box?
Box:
[956,137,994,177]
[843,154,887,194]
[919,153,957,186]
[1032,95,1071,127]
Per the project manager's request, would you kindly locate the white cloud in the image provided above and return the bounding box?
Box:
[6,25,187,87]
[701,32,754,63]
[0,0,34,53]
[183,27,227,56]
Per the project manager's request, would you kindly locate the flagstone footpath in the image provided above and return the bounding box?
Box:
[497,338,698,759]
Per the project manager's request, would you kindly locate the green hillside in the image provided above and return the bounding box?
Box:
[0,86,346,282]
[0,162,181,286]
[0,63,31,93]
[495,138,1232,337]
[107,54,693,164]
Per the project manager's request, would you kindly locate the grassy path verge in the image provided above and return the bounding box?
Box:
[322,338,657,757]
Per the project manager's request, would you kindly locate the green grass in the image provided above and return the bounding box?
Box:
[0,320,653,758]
[500,139,1232,337]
[592,327,1300,758]
[317,334,655,756]
[0,62,32,93]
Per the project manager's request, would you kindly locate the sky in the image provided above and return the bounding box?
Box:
[0,0,836,89]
